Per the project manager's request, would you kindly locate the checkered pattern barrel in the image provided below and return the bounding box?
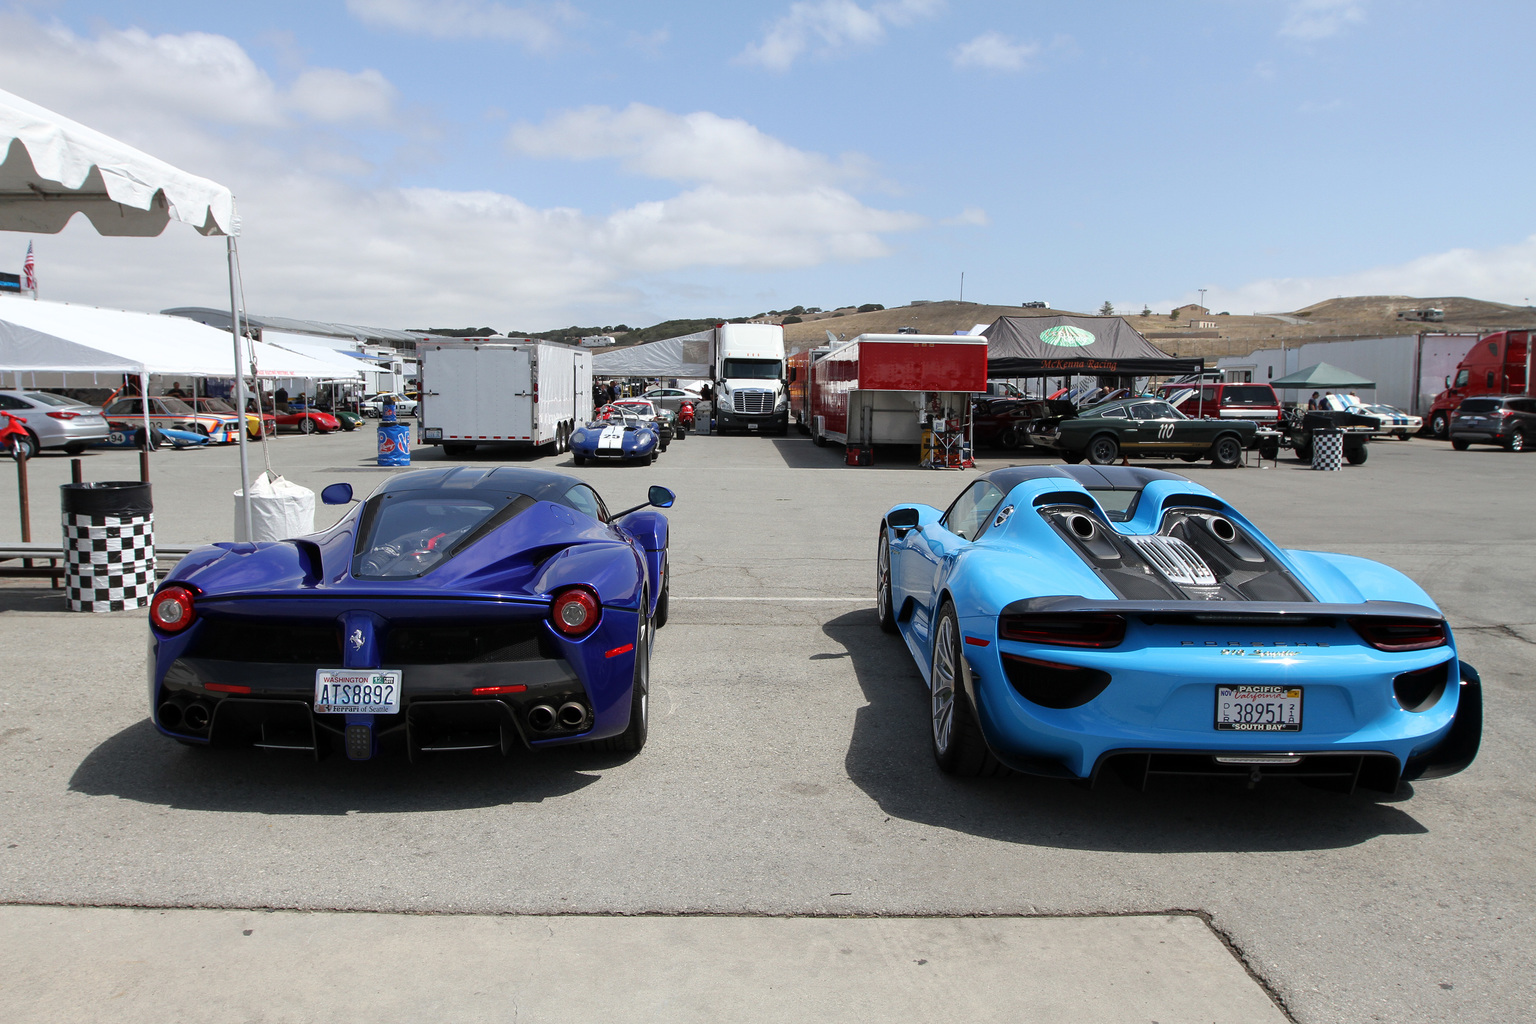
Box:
[60,482,155,612]
[1311,429,1344,471]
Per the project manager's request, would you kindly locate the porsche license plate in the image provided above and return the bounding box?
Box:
[1215,685,1301,732]
[315,670,401,715]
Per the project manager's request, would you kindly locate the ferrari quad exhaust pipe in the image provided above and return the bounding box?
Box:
[527,704,557,732]
[557,702,588,729]
[182,702,211,731]
[158,702,183,729]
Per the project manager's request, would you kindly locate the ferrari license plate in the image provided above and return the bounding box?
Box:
[1215,685,1301,732]
[314,670,401,715]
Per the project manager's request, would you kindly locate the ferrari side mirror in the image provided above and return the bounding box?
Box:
[321,482,354,505]
[648,485,676,509]
[888,508,920,529]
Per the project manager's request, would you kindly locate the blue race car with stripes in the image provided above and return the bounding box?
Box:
[147,467,672,762]
[877,465,1480,792]
[571,404,662,466]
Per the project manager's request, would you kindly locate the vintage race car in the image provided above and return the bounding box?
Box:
[148,466,673,761]
[274,408,341,434]
[1032,398,1263,467]
[877,465,1481,792]
[103,396,242,444]
[571,406,661,466]
[611,398,677,446]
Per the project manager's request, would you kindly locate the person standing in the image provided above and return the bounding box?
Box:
[1307,391,1321,410]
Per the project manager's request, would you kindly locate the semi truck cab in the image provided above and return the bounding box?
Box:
[1427,331,1530,437]
[713,323,788,435]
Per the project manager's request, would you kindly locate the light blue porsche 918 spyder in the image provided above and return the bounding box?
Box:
[878,465,1481,793]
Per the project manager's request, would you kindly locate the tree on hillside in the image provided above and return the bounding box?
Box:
[1169,308,1181,321]
[782,315,803,324]
[857,303,884,313]
[1140,306,1151,317]
[1099,301,1114,316]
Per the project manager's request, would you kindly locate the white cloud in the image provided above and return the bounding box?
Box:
[1159,235,1536,315]
[345,0,579,50]
[1280,0,1366,41]
[950,31,1039,72]
[739,0,944,71]
[287,68,398,125]
[0,17,923,328]
[942,207,988,226]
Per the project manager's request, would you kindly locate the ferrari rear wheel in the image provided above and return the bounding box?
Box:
[930,602,1006,778]
[876,533,897,634]
[1086,435,1119,465]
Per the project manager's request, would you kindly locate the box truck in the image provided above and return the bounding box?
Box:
[417,338,592,457]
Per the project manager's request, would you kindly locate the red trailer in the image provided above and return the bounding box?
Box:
[809,334,989,462]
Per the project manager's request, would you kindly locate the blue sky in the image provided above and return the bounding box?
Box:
[3,1,1534,329]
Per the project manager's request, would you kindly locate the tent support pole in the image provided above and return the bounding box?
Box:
[228,235,253,540]
[139,370,151,465]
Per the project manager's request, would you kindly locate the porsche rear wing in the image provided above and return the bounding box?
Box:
[1002,596,1445,623]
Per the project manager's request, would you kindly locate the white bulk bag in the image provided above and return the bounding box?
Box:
[234,472,316,542]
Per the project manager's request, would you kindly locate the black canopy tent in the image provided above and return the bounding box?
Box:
[982,315,1204,377]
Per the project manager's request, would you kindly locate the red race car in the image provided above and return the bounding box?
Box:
[274,407,341,434]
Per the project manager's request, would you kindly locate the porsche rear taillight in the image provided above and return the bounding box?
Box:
[1350,617,1447,652]
[151,585,197,633]
[998,613,1126,648]
[550,586,601,639]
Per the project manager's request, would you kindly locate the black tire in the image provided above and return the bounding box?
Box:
[1258,443,1280,461]
[133,428,158,452]
[1451,438,1470,451]
[676,426,686,440]
[63,442,87,456]
[572,453,586,466]
[654,557,669,629]
[1345,445,1369,465]
[1506,430,1525,453]
[7,431,38,460]
[1086,434,1119,465]
[598,594,651,753]
[876,532,897,634]
[929,601,1007,777]
[1210,435,1243,468]
[442,443,472,458]
[298,416,316,435]
[1430,411,1449,439]
[1294,439,1313,462]
[999,426,1022,449]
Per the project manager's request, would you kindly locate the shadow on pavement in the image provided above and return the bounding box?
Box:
[0,584,68,613]
[830,608,1427,853]
[69,718,621,814]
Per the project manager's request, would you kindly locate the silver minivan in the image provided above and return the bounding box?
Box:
[0,391,112,457]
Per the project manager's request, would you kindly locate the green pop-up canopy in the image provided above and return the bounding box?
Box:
[1270,362,1377,389]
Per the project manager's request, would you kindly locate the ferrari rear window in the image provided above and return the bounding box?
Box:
[352,493,532,578]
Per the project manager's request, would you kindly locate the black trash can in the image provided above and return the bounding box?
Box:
[60,481,155,612]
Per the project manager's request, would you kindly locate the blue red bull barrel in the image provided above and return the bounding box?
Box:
[377,422,410,467]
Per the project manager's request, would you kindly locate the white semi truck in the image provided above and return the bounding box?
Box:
[417,338,592,457]
[711,323,788,435]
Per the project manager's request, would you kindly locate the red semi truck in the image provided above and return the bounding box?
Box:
[1426,330,1531,438]
[807,333,989,454]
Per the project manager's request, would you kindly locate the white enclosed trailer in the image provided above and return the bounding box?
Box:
[418,338,592,457]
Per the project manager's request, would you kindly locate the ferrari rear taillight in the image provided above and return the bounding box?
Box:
[550,586,600,638]
[151,586,197,633]
[998,613,1126,648]
[1350,617,1448,652]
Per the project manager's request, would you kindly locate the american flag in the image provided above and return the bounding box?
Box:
[22,241,36,292]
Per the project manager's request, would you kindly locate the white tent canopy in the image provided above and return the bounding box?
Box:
[593,329,716,378]
[0,299,357,382]
[0,87,235,237]
[260,330,382,379]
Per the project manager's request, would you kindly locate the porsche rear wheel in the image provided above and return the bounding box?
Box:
[930,602,1006,778]
[1086,435,1119,465]
[876,533,897,634]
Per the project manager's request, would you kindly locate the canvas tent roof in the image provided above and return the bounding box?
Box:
[1269,362,1377,389]
[982,315,1203,376]
[593,329,715,378]
[0,87,235,237]
[0,299,357,380]
[260,330,383,377]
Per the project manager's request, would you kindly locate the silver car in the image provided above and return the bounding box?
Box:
[0,391,111,458]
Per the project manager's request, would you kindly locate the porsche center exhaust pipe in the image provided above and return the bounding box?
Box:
[557,702,588,729]
[527,704,557,732]
[183,702,211,731]
[158,702,183,729]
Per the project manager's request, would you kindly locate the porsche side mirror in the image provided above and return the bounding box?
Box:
[648,485,676,509]
[888,508,920,529]
[321,482,354,505]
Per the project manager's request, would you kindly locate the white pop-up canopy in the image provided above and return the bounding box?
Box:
[0,87,262,533]
[0,299,358,382]
[260,330,381,380]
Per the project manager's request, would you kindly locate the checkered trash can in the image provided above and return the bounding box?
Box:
[1311,429,1344,471]
[61,481,155,612]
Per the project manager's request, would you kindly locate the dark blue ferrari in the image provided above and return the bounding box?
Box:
[147,467,673,761]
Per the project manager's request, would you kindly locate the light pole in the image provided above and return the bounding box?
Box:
[1198,288,1207,312]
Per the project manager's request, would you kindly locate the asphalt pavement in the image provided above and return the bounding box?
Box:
[0,425,1532,1023]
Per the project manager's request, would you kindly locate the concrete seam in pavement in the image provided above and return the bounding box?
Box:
[1190,909,1298,1023]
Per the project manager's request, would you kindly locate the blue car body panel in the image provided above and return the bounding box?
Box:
[148,466,667,759]
[882,465,1479,788]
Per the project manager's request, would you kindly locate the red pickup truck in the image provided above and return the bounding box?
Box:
[1153,382,1284,424]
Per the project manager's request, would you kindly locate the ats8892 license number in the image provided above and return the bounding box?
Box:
[314,670,401,715]
[1215,685,1302,732]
